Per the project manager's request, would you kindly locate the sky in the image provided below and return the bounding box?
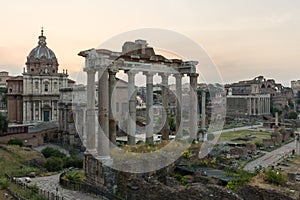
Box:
[0,0,300,86]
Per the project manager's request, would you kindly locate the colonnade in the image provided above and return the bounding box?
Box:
[247,95,270,115]
[80,47,199,160]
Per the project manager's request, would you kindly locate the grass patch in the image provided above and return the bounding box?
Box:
[226,169,256,190]
[0,145,45,178]
[219,130,271,144]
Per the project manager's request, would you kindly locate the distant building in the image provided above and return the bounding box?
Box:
[225,76,293,116]
[6,30,74,124]
[291,80,300,96]
[0,71,11,87]
[58,79,129,146]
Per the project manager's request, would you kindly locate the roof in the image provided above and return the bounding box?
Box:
[28,30,56,60]
[6,76,23,81]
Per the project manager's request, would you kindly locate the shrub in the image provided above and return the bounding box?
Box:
[28,184,39,193]
[0,113,8,133]
[264,170,287,186]
[182,150,193,159]
[7,138,23,147]
[0,178,9,189]
[226,170,255,190]
[63,171,83,182]
[41,147,66,158]
[44,157,64,172]
[63,157,83,169]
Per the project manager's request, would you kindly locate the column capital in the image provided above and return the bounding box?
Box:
[188,73,199,77]
[83,67,97,73]
[125,70,138,76]
[108,68,118,75]
[143,71,155,77]
[158,72,171,78]
[173,73,183,78]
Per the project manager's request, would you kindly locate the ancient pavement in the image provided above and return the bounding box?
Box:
[29,173,108,200]
[243,141,295,171]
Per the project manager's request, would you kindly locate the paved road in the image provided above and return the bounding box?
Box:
[213,123,263,135]
[243,141,296,171]
[29,173,108,200]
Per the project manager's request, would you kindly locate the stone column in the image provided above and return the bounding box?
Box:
[64,105,68,132]
[127,71,137,145]
[253,98,256,115]
[144,72,155,144]
[27,102,31,122]
[249,97,252,115]
[201,90,206,141]
[189,73,198,140]
[23,101,27,123]
[38,101,41,121]
[82,108,87,146]
[33,101,36,121]
[97,68,110,159]
[160,73,169,141]
[174,74,183,138]
[85,68,97,154]
[109,69,117,147]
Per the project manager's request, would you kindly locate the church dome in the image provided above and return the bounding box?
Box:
[25,29,59,75]
[28,30,56,59]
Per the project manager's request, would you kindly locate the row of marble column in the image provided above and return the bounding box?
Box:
[247,96,270,115]
[23,100,58,122]
[84,67,199,159]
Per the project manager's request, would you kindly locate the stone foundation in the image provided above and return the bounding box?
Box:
[84,154,116,193]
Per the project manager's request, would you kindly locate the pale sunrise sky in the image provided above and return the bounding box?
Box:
[0,0,300,86]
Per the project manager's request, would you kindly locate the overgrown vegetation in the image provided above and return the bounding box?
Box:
[7,138,24,147]
[44,157,64,172]
[182,150,193,159]
[226,169,256,190]
[41,147,83,172]
[0,177,9,189]
[264,170,288,186]
[171,173,188,186]
[0,112,8,133]
[41,147,66,158]
[63,171,84,182]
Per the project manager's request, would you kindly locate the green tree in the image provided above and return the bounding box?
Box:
[168,115,176,132]
[7,138,23,147]
[264,170,287,186]
[41,147,66,158]
[288,111,298,119]
[0,113,8,133]
[44,157,64,172]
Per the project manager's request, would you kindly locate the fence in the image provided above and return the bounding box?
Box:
[59,172,121,200]
[5,173,65,200]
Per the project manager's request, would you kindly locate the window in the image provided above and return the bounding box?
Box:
[116,102,119,112]
[54,82,57,89]
[45,84,48,92]
[121,103,128,113]
[35,82,39,89]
